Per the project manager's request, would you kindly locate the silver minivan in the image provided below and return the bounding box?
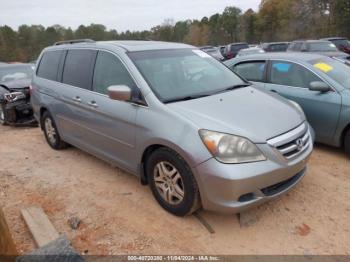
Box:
[31,40,314,216]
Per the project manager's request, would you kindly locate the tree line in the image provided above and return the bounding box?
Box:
[0,0,349,62]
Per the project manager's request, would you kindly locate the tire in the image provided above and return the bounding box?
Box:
[0,104,7,126]
[345,129,350,156]
[42,111,68,150]
[146,147,201,216]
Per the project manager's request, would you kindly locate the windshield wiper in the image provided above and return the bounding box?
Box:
[214,83,252,94]
[164,94,210,103]
[164,83,251,103]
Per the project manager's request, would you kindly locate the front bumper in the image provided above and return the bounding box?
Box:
[1,99,37,126]
[194,125,313,213]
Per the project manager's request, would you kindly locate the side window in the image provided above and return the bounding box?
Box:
[37,50,63,81]
[62,49,97,89]
[232,61,266,82]
[92,51,136,95]
[270,61,321,88]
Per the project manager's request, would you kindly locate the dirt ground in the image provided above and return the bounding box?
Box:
[0,125,350,255]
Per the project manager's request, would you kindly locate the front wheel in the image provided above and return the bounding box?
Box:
[42,111,68,150]
[0,104,7,125]
[146,148,201,216]
[345,129,350,156]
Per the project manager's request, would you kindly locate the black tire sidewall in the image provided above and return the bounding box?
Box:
[345,130,350,155]
[146,148,199,216]
[42,111,62,150]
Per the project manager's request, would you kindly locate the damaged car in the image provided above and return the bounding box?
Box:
[0,64,37,126]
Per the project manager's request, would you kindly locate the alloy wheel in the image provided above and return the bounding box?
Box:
[153,161,185,205]
[44,118,57,145]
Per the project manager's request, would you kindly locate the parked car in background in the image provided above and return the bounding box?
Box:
[225,53,350,154]
[0,63,36,126]
[224,42,249,59]
[320,37,350,54]
[219,46,226,56]
[0,63,33,82]
[261,42,289,52]
[32,40,313,216]
[288,40,350,60]
[199,46,225,61]
[236,47,265,57]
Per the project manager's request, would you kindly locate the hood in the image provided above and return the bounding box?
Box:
[0,78,31,91]
[167,87,305,143]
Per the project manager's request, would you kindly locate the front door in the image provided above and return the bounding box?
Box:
[266,60,341,143]
[83,50,140,172]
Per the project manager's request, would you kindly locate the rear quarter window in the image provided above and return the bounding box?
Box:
[37,50,64,81]
[233,61,266,82]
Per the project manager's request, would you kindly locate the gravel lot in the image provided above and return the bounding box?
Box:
[0,125,349,255]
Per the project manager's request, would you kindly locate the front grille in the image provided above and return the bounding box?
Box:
[267,123,311,160]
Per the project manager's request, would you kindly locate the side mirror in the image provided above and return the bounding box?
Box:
[309,81,332,93]
[107,85,131,101]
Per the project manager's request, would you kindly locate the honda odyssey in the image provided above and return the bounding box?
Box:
[31,40,314,216]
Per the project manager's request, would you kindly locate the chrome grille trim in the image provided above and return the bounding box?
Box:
[267,123,307,147]
[267,122,310,160]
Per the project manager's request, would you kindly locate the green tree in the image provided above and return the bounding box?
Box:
[0,0,349,62]
[222,7,242,42]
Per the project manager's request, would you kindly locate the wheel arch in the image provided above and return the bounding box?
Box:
[341,122,350,148]
[39,107,48,130]
[138,141,198,186]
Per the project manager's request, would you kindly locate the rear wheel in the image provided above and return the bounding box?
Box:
[344,129,350,156]
[146,147,201,216]
[42,111,68,150]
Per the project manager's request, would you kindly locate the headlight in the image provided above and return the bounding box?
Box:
[199,130,266,164]
[4,92,26,102]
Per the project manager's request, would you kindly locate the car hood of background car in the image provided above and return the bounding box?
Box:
[167,86,305,143]
[0,78,31,91]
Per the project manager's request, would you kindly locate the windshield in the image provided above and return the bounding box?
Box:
[0,65,33,82]
[308,42,338,52]
[308,57,350,89]
[128,49,246,102]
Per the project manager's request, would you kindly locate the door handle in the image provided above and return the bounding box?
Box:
[88,101,98,108]
[72,96,82,103]
[270,89,278,93]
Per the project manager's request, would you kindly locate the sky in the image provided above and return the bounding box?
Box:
[0,0,261,32]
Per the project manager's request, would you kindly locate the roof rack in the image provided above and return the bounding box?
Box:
[54,39,95,46]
